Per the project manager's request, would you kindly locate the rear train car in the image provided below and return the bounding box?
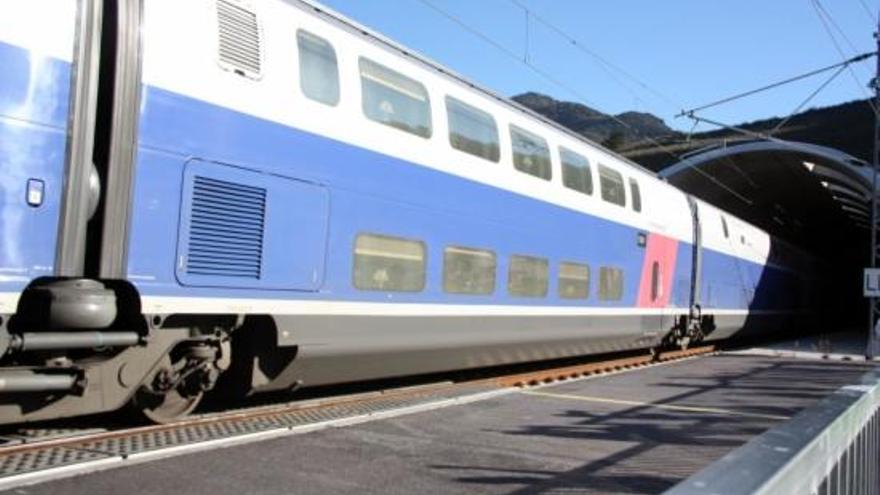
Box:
[0,0,814,424]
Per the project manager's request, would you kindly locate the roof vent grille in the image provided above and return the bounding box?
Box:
[216,0,262,79]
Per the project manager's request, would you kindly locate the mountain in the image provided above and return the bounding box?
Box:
[513,92,875,172]
[512,92,678,146]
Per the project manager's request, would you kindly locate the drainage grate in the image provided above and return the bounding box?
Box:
[0,383,497,479]
[0,447,110,475]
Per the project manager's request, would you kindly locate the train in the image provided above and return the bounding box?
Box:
[0,0,815,424]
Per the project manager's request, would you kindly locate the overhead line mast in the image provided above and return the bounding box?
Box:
[869,11,880,360]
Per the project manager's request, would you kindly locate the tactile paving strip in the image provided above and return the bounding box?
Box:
[0,383,497,479]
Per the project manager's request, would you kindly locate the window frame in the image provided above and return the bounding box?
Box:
[442,245,497,295]
[598,164,626,207]
[507,254,550,298]
[445,96,501,163]
[359,57,433,138]
[558,261,590,300]
[509,124,552,181]
[296,29,340,106]
[628,177,642,212]
[352,233,427,292]
[598,266,624,301]
[560,146,594,196]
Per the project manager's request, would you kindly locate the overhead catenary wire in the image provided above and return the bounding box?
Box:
[810,0,879,115]
[856,0,878,25]
[770,63,849,135]
[415,0,685,164]
[415,0,768,205]
[506,0,684,113]
[677,51,876,118]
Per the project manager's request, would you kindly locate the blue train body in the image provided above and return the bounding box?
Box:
[0,0,813,424]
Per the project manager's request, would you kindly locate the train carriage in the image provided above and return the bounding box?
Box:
[0,0,813,424]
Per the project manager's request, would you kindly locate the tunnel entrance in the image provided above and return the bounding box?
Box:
[659,139,871,330]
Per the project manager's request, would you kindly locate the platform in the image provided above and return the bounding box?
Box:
[4,351,877,495]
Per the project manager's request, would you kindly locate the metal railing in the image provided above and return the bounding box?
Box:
[667,368,880,495]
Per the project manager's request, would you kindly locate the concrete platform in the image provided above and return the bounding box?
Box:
[8,353,877,495]
[729,331,875,360]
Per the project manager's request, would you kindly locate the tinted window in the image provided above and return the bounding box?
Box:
[650,261,660,302]
[353,234,425,292]
[560,147,593,195]
[446,96,500,162]
[508,255,549,297]
[599,164,625,207]
[360,58,431,138]
[629,178,641,212]
[297,30,339,105]
[443,246,496,294]
[598,266,624,301]
[559,262,589,299]
[510,125,552,180]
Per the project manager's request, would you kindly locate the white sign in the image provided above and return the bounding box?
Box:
[865,268,880,297]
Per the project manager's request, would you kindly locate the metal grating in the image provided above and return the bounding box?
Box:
[0,447,110,475]
[186,176,266,279]
[216,0,262,78]
[0,383,496,480]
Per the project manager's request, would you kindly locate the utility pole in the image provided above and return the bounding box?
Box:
[869,11,880,360]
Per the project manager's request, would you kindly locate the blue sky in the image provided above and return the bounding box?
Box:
[318,0,877,131]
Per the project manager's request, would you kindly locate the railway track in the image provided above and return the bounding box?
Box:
[0,345,715,490]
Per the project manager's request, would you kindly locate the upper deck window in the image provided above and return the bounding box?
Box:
[510,125,552,180]
[297,30,339,106]
[629,178,642,212]
[360,58,432,138]
[599,164,626,207]
[560,147,593,195]
[446,96,500,162]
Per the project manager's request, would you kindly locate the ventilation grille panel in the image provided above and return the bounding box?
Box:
[186,176,266,279]
[216,0,262,78]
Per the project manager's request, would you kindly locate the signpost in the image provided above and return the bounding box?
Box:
[865,269,880,298]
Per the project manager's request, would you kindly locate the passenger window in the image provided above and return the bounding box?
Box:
[443,246,496,294]
[559,262,589,299]
[599,165,626,207]
[560,147,593,195]
[360,58,432,138]
[629,178,641,212]
[446,96,500,162]
[297,30,339,105]
[650,261,660,302]
[508,255,549,297]
[598,266,624,301]
[353,234,426,292]
[510,125,552,180]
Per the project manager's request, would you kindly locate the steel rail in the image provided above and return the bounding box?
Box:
[0,345,716,485]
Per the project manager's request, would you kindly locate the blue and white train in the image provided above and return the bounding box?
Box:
[0,0,814,423]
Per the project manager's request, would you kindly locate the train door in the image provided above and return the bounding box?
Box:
[636,232,679,309]
[0,0,96,302]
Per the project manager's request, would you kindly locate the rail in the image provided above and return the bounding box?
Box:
[666,367,880,495]
[0,346,714,488]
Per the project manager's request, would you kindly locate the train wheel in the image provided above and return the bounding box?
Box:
[132,350,211,424]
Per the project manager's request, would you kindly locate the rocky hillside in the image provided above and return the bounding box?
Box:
[512,92,678,147]
[513,91,874,171]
